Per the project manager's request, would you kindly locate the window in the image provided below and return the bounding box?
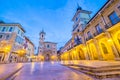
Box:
[15,36,24,44]
[9,27,13,32]
[108,11,120,25]
[118,6,120,11]
[95,24,103,33]
[6,34,11,40]
[77,29,79,32]
[76,17,78,22]
[0,35,3,39]
[18,30,20,34]
[47,44,50,48]
[42,34,43,38]
[2,27,6,32]
[87,31,92,38]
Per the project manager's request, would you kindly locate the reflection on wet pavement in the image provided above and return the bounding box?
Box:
[12,62,93,80]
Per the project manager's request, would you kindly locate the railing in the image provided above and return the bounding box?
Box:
[86,35,93,41]
[93,29,104,37]
[105,16,120,29]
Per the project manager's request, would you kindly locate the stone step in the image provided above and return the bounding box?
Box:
[69,65,120,73]
[67,65,120,79]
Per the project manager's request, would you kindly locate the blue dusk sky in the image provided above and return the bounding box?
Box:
[0,0,107,53]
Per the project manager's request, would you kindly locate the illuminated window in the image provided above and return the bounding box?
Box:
[101,43,108,54]
[108,11,120,25]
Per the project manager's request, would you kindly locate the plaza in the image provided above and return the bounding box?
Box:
[0,0,120,80]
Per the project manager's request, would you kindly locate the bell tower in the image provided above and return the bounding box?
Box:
[39,30,46,43]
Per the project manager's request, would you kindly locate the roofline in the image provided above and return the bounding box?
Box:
[0,23,26,32]
[44,41,57,44]
[72,9,92,21]
[86,0,110,26]
[24,36,34,46]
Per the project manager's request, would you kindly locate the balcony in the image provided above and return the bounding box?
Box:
[93,29,104,37]
[86,36,93,41]
[105,16,120,29]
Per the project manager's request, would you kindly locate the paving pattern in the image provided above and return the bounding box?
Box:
[9,62,93,80]
[0,63,23,79]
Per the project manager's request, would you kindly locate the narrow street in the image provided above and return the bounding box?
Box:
[7,62,93,80]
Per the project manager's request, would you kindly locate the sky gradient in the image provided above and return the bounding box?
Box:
[0,0,107,53]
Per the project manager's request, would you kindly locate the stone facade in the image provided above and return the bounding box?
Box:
[61,0,120,61]
[38,30,57,61]
[0,23,25,62]
[24,36,35,61]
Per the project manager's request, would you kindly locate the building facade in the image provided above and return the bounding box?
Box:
[24,36,35,61]
[61,0,120,61]
[0,23,27,63]
[38,30,57,61]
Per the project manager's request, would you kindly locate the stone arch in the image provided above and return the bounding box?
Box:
[89,43,98,60]
[77,47,85,60]
[43,50,52,61]
[99,38,115,60]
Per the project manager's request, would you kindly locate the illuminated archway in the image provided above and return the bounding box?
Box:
[89,43,98,60]
[99,38,115,60]
[101,43,108,54]
[111,31,120,57]
[77,47,85,60]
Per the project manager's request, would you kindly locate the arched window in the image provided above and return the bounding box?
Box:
[101,43,108,54]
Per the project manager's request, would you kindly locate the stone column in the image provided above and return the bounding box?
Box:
[93,38,103,60]
[105,32,120,60]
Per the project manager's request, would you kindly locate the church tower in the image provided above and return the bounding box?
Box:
[39,30,46,43]
[38,30,46,56]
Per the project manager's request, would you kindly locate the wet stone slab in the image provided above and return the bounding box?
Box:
[10,62,94,80]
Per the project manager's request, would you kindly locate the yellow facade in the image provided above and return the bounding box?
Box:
[61,0,120,61]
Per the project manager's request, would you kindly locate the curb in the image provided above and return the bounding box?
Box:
[0,66,23,80]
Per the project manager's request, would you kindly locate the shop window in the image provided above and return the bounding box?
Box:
[101,43,108,54]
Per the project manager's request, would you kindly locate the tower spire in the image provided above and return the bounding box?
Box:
[77,3,82,11]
